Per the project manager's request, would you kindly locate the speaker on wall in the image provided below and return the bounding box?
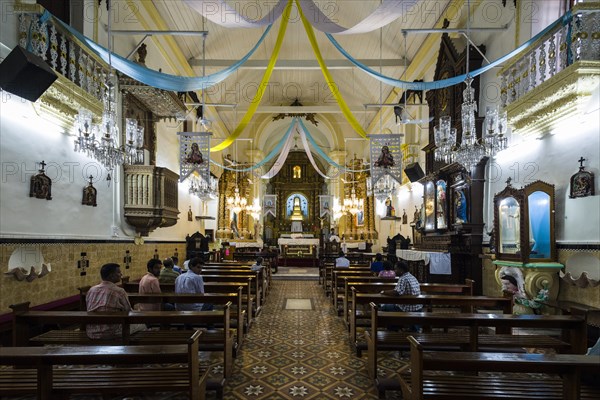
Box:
[404,162,425,182]
[0,46,57,102]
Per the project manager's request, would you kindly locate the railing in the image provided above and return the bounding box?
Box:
[499,5,600,108]
[123,165,180,236]
[17,7,109,105]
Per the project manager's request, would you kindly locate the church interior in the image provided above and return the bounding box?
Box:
[0,0,599,399]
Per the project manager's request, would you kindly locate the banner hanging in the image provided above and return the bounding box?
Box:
[263,195,277,217]
[369,134,403,186]
[178,132,211,183]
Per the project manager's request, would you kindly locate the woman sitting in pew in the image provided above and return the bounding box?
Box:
[378,261,396,278]
[86,263,145,339]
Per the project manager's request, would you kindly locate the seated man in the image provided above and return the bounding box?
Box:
[380,261,422,332]
[136,258,162,311]
[370,253,384,275]
[251,256,264,272]
[159,257,179,284]
[335,251,350,267]
[172,256,182,274]
[86,263,144,339]
[174,257,213,311]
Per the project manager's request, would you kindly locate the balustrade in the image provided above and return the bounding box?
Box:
[499,7,599,108]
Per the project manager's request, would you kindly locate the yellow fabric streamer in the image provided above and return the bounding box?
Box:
[295,0,368,139]
[210,0,293,152]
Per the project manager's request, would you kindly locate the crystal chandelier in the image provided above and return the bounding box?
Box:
[226,187,248,214]
[372,175,397,202]
[342,186,364,215]
[72,2,138,171]
[189,174,218,200]
[246,198,262,220]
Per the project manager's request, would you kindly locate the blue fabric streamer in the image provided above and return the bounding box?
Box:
[325,11,572,90]
[210,119,296,171]
[40,10,272,91]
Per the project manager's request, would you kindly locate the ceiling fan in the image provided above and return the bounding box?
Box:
[395,32,433,126]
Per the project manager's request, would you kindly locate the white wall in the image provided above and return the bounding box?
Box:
[0,96,118,239]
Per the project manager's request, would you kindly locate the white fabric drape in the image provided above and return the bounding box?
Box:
[298,0,414,35]
[297,124,331,179]
[183,0,288,28]
[260,122,297,179]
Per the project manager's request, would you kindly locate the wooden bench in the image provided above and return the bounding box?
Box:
[0,330,207,400]
[128,291,246,349]
[368,304,589,393]
[349,292,513,353]
[324,264,370,296]
[11,302,235,381]
[342,280,473,326]
[122,279,256,327]
[399,335,600,400]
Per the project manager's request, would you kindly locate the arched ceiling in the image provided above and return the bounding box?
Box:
[105,0,510,161]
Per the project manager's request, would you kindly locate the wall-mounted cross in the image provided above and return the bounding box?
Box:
[38,160,46,172]
[578,156,586,169]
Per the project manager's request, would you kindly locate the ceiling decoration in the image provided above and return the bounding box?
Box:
[272,99,318,126]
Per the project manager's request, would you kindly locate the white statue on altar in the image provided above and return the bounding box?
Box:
[290,196,304,232]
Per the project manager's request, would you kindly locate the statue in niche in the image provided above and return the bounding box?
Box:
[374,145,395,168]
[454,189,468,224]
[82,175,97,207]
[436,180,447,228]
[293,165,301,179]
[185,143,204,164]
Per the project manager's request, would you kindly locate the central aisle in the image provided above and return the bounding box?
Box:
[219,280,405,399]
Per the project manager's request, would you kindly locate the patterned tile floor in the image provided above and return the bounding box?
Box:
[216,279,405,400]
[2,280,407,400]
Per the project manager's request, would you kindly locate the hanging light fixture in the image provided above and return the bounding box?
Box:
[189,174,218,200]
[372,174,397,202]
[227,187,248,214]
[342,185,364,216]
[73,2,136,171]
[433,0,507,171]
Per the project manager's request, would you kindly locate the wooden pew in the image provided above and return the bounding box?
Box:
[11,302,235,380]
[399,335,600,400]
[342,280,473,327]
[331,268,373,304]
[367,303,589,391]
[122,279,255,328]
[349,291,513,354]
[128,291,245,349]
[324,264,370,296]
[0,330,207,400]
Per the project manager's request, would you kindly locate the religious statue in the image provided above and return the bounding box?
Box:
[402,209,408,224]
[374,145,395,168]
[293,165,301,179]
[454,189,467,224]
[185,143,203,164]
[188,206,193,221]
[499,266,548,315]
[290,196,303,232]
[231,212,240,238]
[385,197,393,217]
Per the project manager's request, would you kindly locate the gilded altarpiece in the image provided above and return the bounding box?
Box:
[264,151,326,243]
[339,157,377,240]
[216,168,250,240]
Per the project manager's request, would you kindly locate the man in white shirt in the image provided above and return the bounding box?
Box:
[335,251,350,267]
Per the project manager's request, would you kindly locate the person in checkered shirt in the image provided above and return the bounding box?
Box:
[380,261,422,332]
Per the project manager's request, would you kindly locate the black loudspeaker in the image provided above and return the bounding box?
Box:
[404,162,425,182]
[0,46,57,102]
